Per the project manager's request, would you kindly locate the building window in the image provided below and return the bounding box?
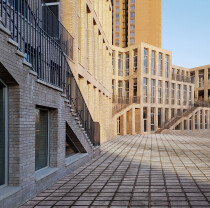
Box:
[165,55,169,78]
[200,110,203,129]
[165,108,169,123]
[112,51,115,75]
[130,19,135,24]
[130,32,134,37]
[151,108,155,132]
[158,80,162,104]
[199,70,204,88]
[130,25,134,30]
[158,53,162,76]
[35,108,49,171]
[143,107,147,132]
[116,14,119,19]
[189,116,192,130]
[165,82,169,104]
[131,0,135,4]
[151,50,155,75]
[133,78,137,100]
[112,80,115,96]
[116,27,119,32]
[205,110,208,129]
[125,53,129,76]
[130,38,134,44]
[130,6,135,10]
[195,112,198,129]
[0,81,7,187]
[66,135,80,158]
[183,85,187,105]
[143,78,148,103]
[118,53,123,76]
[177,84,181,105]
[118,81,123,98]
[130,12,135,18]
[133,49,137,72]
[208,69,210,85]
[144,48,148,74]
[125,81,129,100]
[151,79,155,103]
[189,86,192,105]
[171,83,175,105]
[158,108,161,128]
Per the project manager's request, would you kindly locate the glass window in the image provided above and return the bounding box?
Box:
[130,19,135,24]
[171,83,175,104]
[131,0,135,4]
[183,85,187,105]
[151,50,155,75]
[133,78,137,99]
[151,79,155,103]
[66,135,80,158]
[143,78,147,103]
[165,55,169,78]
[116,14,119,19]
[0,82,6,186]
[165,81,169,104]
[133,49,137,71]
[116,8,119,12]
[112,51,115,75]
[130,6,135,10]
[116,27,119,32]
[130,38,134,44]
[130,32,134,37]
[158,80,162,104]
[177,84,181,105]
[118,53,123,76]
[125,81,129,99]
[130,12,135,18]
[158,108,162,128]
[151,108,155,132]
[158,53,162,76]
[143,107,147,132]
[125,53,129,76]
[118,81,123,97]
[35,109,49,171]
[130,25,134,30]
[189,86,192,105]
[144,48,148,74]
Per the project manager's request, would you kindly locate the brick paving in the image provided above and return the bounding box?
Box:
[20,131,210,208]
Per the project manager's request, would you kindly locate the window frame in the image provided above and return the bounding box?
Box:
[35,108,50,172]
[0,79,8,189]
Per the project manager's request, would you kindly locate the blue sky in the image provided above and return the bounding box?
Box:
[162,0,210,68]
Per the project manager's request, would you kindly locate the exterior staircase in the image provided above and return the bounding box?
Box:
[156,106,197,133]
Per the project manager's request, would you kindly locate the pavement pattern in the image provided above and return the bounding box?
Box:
[20,131,210,208]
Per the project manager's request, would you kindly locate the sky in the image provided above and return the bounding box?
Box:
[162,0,210,68]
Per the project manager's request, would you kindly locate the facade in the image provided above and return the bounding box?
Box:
[190,65,210,102]
[0,0,112,208]
[112,0,161,47]
[112,43,198,136]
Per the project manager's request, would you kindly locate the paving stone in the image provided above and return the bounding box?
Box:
[20,132,210,208]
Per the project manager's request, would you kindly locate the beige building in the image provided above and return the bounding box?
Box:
[190,65,210,102]
[111,43,201,136]
[59,0,113,143]
[112,0,161,48]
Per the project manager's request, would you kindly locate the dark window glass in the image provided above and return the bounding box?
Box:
[35,109,49,171]
[66,135,80,158]
[0,84,5,185]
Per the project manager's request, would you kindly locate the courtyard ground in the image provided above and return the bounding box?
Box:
[21,131,210,208]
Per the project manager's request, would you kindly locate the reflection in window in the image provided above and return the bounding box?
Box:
[66,135,80,157]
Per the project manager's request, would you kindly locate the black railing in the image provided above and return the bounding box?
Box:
[172,73,193,83]
[0,0,98,146]
[112,95,140,104]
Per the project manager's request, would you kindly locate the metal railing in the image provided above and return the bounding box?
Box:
[112,95,140,104]
[0,0,98,146]
[171,73,194,83]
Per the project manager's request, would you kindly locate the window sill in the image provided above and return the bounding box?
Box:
[0,186,21,201]
[65,153,88,166]
[35,167,58,182]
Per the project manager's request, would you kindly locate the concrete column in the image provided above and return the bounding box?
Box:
[123,112,127,135]
[132,107,135,134]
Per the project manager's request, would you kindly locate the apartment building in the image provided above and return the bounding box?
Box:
[0,0,112,207]
[111,43,201,136]
[112,0,161,47]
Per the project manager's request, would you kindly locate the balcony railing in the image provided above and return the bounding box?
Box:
[172,73,193,83]
[0,0,99,146]
[112,95,140,104]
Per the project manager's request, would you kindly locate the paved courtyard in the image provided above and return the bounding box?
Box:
[21,131,210,208]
